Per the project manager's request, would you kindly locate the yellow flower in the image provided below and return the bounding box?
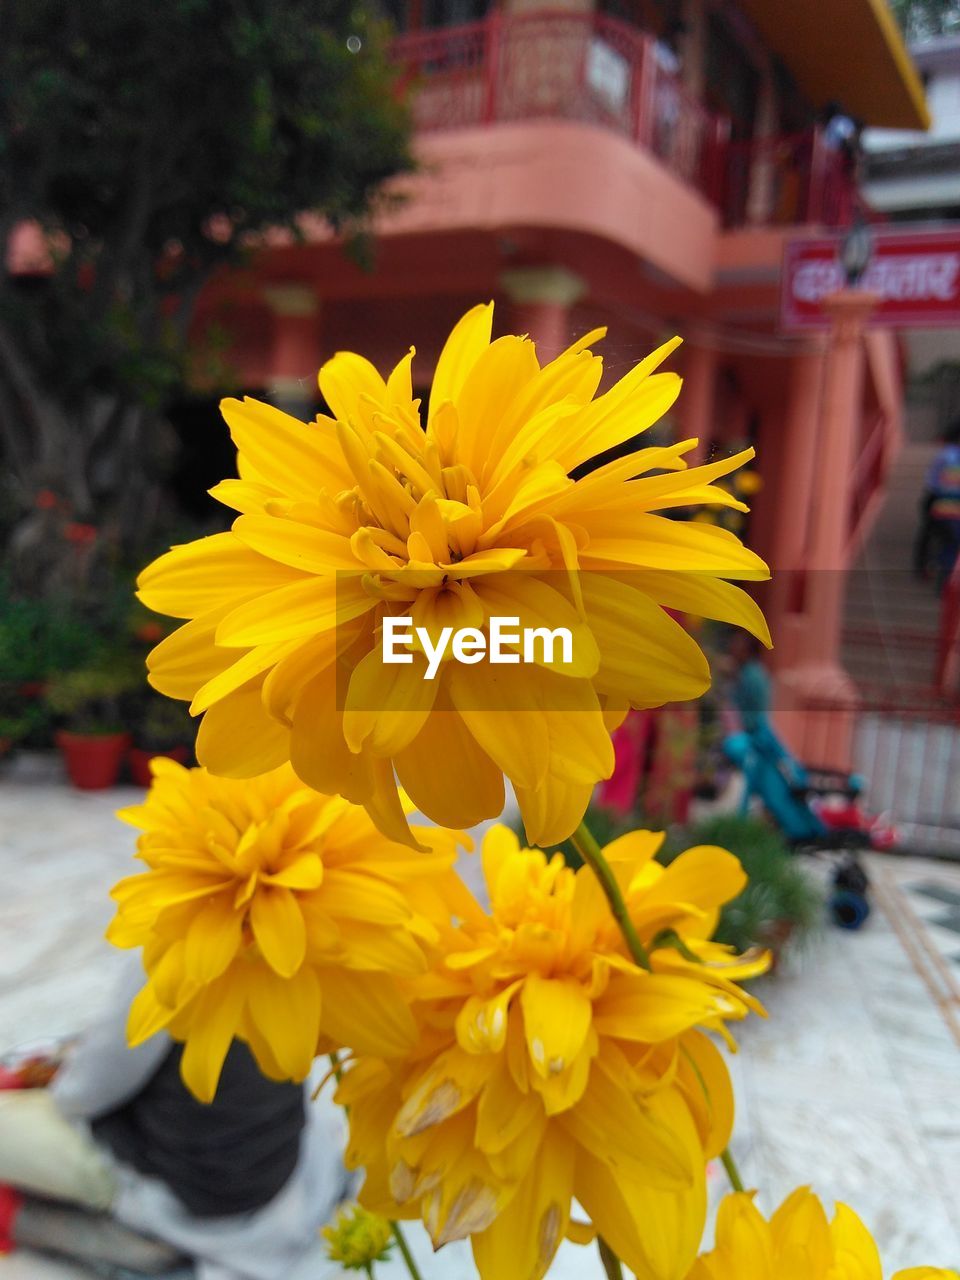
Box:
[107,758,467,1101]
[338,826,768,1280]
[689,1189,959,1280]
[322,1204,394,1272]
[138,304,769,847]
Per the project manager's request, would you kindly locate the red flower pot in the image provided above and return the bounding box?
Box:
[55,731,130,790]
[128,745,189,787]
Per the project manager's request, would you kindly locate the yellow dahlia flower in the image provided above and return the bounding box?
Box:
[107,758,467,1101]
[138,303,769,846]
[338,825,768,1280]
[689,1188,959,1280]
[322,1204,394,1272]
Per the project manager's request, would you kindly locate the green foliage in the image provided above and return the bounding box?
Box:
[45,661,141,734]
[674,815,823,956]
[2,0,412,396]
[890,0,960,38]
[0,583,102,685]
[133,694,195,751]
[0,0,414,562]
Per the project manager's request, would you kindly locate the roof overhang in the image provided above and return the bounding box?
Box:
[737,0,930,131]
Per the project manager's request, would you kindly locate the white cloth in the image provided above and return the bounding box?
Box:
[49,959,349,1280]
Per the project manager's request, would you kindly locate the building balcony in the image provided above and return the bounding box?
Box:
[391,11,862,233]
[391,11,727,206]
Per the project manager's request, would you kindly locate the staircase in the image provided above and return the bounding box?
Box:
[842,442,960,853]
[842,442,944,703]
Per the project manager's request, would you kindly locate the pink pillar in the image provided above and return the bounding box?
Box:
[264,284,321,420]
[499,266,586,363]
[766,347,826,674]
[776,292,877,768]
[678,341,717,462]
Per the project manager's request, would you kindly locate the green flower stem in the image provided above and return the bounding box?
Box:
[571,820,651,972]
[720,1147,746,1193]
[391,1222,424,1280]
[598,1237,625,1280]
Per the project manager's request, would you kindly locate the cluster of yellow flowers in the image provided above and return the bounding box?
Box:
[110,307,955,1279]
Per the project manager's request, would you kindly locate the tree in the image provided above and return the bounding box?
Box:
[890,0,960,39]
[0,0,413,589]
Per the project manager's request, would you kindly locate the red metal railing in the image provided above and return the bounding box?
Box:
[391,11,728,205]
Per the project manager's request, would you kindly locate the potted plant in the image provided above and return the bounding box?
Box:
[45,666,137,789]
[129,697,195,786]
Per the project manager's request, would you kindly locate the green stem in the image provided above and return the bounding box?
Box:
[571,820,651,971]
[598,1236,625,1280]
[720,1148,745,1193]
[391,1221,424,1280]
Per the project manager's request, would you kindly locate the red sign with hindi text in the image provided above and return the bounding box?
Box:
[782,229,960,330]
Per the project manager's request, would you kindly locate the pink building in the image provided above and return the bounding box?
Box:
[194,0,930,765]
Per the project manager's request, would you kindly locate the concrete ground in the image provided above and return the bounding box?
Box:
[1,755,959,1278]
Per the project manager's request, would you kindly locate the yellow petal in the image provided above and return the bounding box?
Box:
[126,982,175,1046]
[195,685,290,778]
[232,513,362,574]
[183,892,243,982]
[830,1203,883,1280]
[580,574,711,706]
[514,773,594,847]
[395,706,505,830]
[472,573,600,679]
[520,974,592,1079]
[138,533,301,619]
[318,351,388,428]
[446,662,549,792]
[146,604,237,701]
[593,974,725,1042]
[221,396,352,496]
[215,574,373,647]
[427,302,494,429]
[457,980,523,1055]
[244,962,321,1081]
[342,645,438,755]
[625,569,772,647]
[317,968,417,1058]
[190,637,301,714]
[179,968,247,1102]
[250,884,306,977]
[573,1094,704,1280]
[471,1125,575,1280]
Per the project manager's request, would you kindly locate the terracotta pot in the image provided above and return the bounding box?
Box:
[56,730,130,790]
[128,745,189,787]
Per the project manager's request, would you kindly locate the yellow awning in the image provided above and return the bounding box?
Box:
[738,0,930,131]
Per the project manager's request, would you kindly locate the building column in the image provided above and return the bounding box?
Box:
[776,292,877,768]
[766,347,827,675]
[264,284,321,420]
[677,341,718,463]
[499,267,587,363]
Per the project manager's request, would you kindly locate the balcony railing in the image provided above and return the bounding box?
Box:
[392,14,866,228]
[720,130,865,229]
[391,11,728,205]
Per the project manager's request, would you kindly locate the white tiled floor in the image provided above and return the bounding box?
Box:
[2,757,960,1277]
